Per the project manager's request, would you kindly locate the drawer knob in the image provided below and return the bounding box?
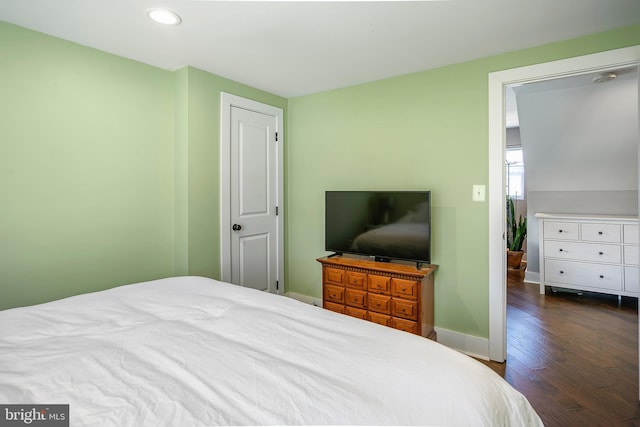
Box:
[598,252,604,255]
[559,248,564,252]
[560,270,564,274]
[600,275,604,279]
[598,231,603,235]
[559,229,563,233]
[401,287,407,292]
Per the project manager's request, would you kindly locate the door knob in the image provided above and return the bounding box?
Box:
[232,224,242,231]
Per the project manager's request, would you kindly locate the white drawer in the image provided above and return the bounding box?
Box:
[544,259,622,291]
[543,240,621,264]
[581,223,621,243]
[543,221,578,241]
[624,245,639,266]
[624,224,639,244]
[624,266,639,293]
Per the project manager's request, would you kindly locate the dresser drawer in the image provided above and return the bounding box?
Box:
[368,274,391,295]
[346,271,367,290]
[367,293,391,314]
[543,240,621,264]
[318,256,437,340]
[391,318,418,334]
[581,223,621,243]
[344,306,367,320]
[624,224,639,244]
[345,288,367,309]
[392,298,418,320]
[391,278,418,300]
[323,301,344,314]
[324,284,345,304]
[624,245,639,266]
[624,266,639,293]
[544,259,622,291]
[324,267,345,286]
[543,221,578,240]
[367,312,391,327]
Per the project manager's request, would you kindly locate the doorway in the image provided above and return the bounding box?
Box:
[220,93,284,294]
[488,45,640,362]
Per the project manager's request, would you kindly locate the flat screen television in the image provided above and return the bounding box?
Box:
[325,191,431,266]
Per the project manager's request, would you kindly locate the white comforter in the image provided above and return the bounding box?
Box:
[0,276,542,426]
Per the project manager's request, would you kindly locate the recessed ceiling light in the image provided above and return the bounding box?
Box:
[147,9,182,26]
[592,72,617,83]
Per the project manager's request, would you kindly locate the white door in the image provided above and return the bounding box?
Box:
[220,93,283,294]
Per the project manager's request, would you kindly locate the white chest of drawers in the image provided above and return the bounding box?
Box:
[536,213,639,297]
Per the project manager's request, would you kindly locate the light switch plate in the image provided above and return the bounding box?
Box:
[472,184,486,202]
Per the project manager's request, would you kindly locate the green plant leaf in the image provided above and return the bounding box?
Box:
[506,196,527,251]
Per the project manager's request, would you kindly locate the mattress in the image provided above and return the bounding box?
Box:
[0,276,542,426]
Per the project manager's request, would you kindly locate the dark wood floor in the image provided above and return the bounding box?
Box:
[480,269,640,426]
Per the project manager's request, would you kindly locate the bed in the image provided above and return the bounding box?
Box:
[0,276,542,426]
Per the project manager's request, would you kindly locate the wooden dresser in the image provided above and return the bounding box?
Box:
[536,213,639,297]
[317,256,438,340]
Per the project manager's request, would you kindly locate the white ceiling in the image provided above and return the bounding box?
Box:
[1,0,640,98]
[506,65,638,127]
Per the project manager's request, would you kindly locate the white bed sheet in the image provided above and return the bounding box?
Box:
[0,276,542,426]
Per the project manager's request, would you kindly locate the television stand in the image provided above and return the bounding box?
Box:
[317,256,438,340]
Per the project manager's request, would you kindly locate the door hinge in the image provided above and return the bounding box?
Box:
[275,132,278,142]
[275,206,279,216]
[276,280,279,291]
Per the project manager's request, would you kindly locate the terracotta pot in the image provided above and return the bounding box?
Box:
[507,250,524,269]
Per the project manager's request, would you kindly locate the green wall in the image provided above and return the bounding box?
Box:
[2,16,639,342]
[0,22,175,309]
[0,21,286,310]
[286,24,640,338]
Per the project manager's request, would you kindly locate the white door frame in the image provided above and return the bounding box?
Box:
[488,45,640,362]
[220,92,284,293]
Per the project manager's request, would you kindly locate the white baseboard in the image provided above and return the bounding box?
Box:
[286,292,322,307]
[434,327,490,360]
[524,270,540,284]
[286,292,491,360]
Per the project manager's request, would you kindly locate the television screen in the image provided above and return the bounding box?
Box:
[325,191,431,264]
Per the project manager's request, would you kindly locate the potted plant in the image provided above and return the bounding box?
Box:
[506,196,527,269]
